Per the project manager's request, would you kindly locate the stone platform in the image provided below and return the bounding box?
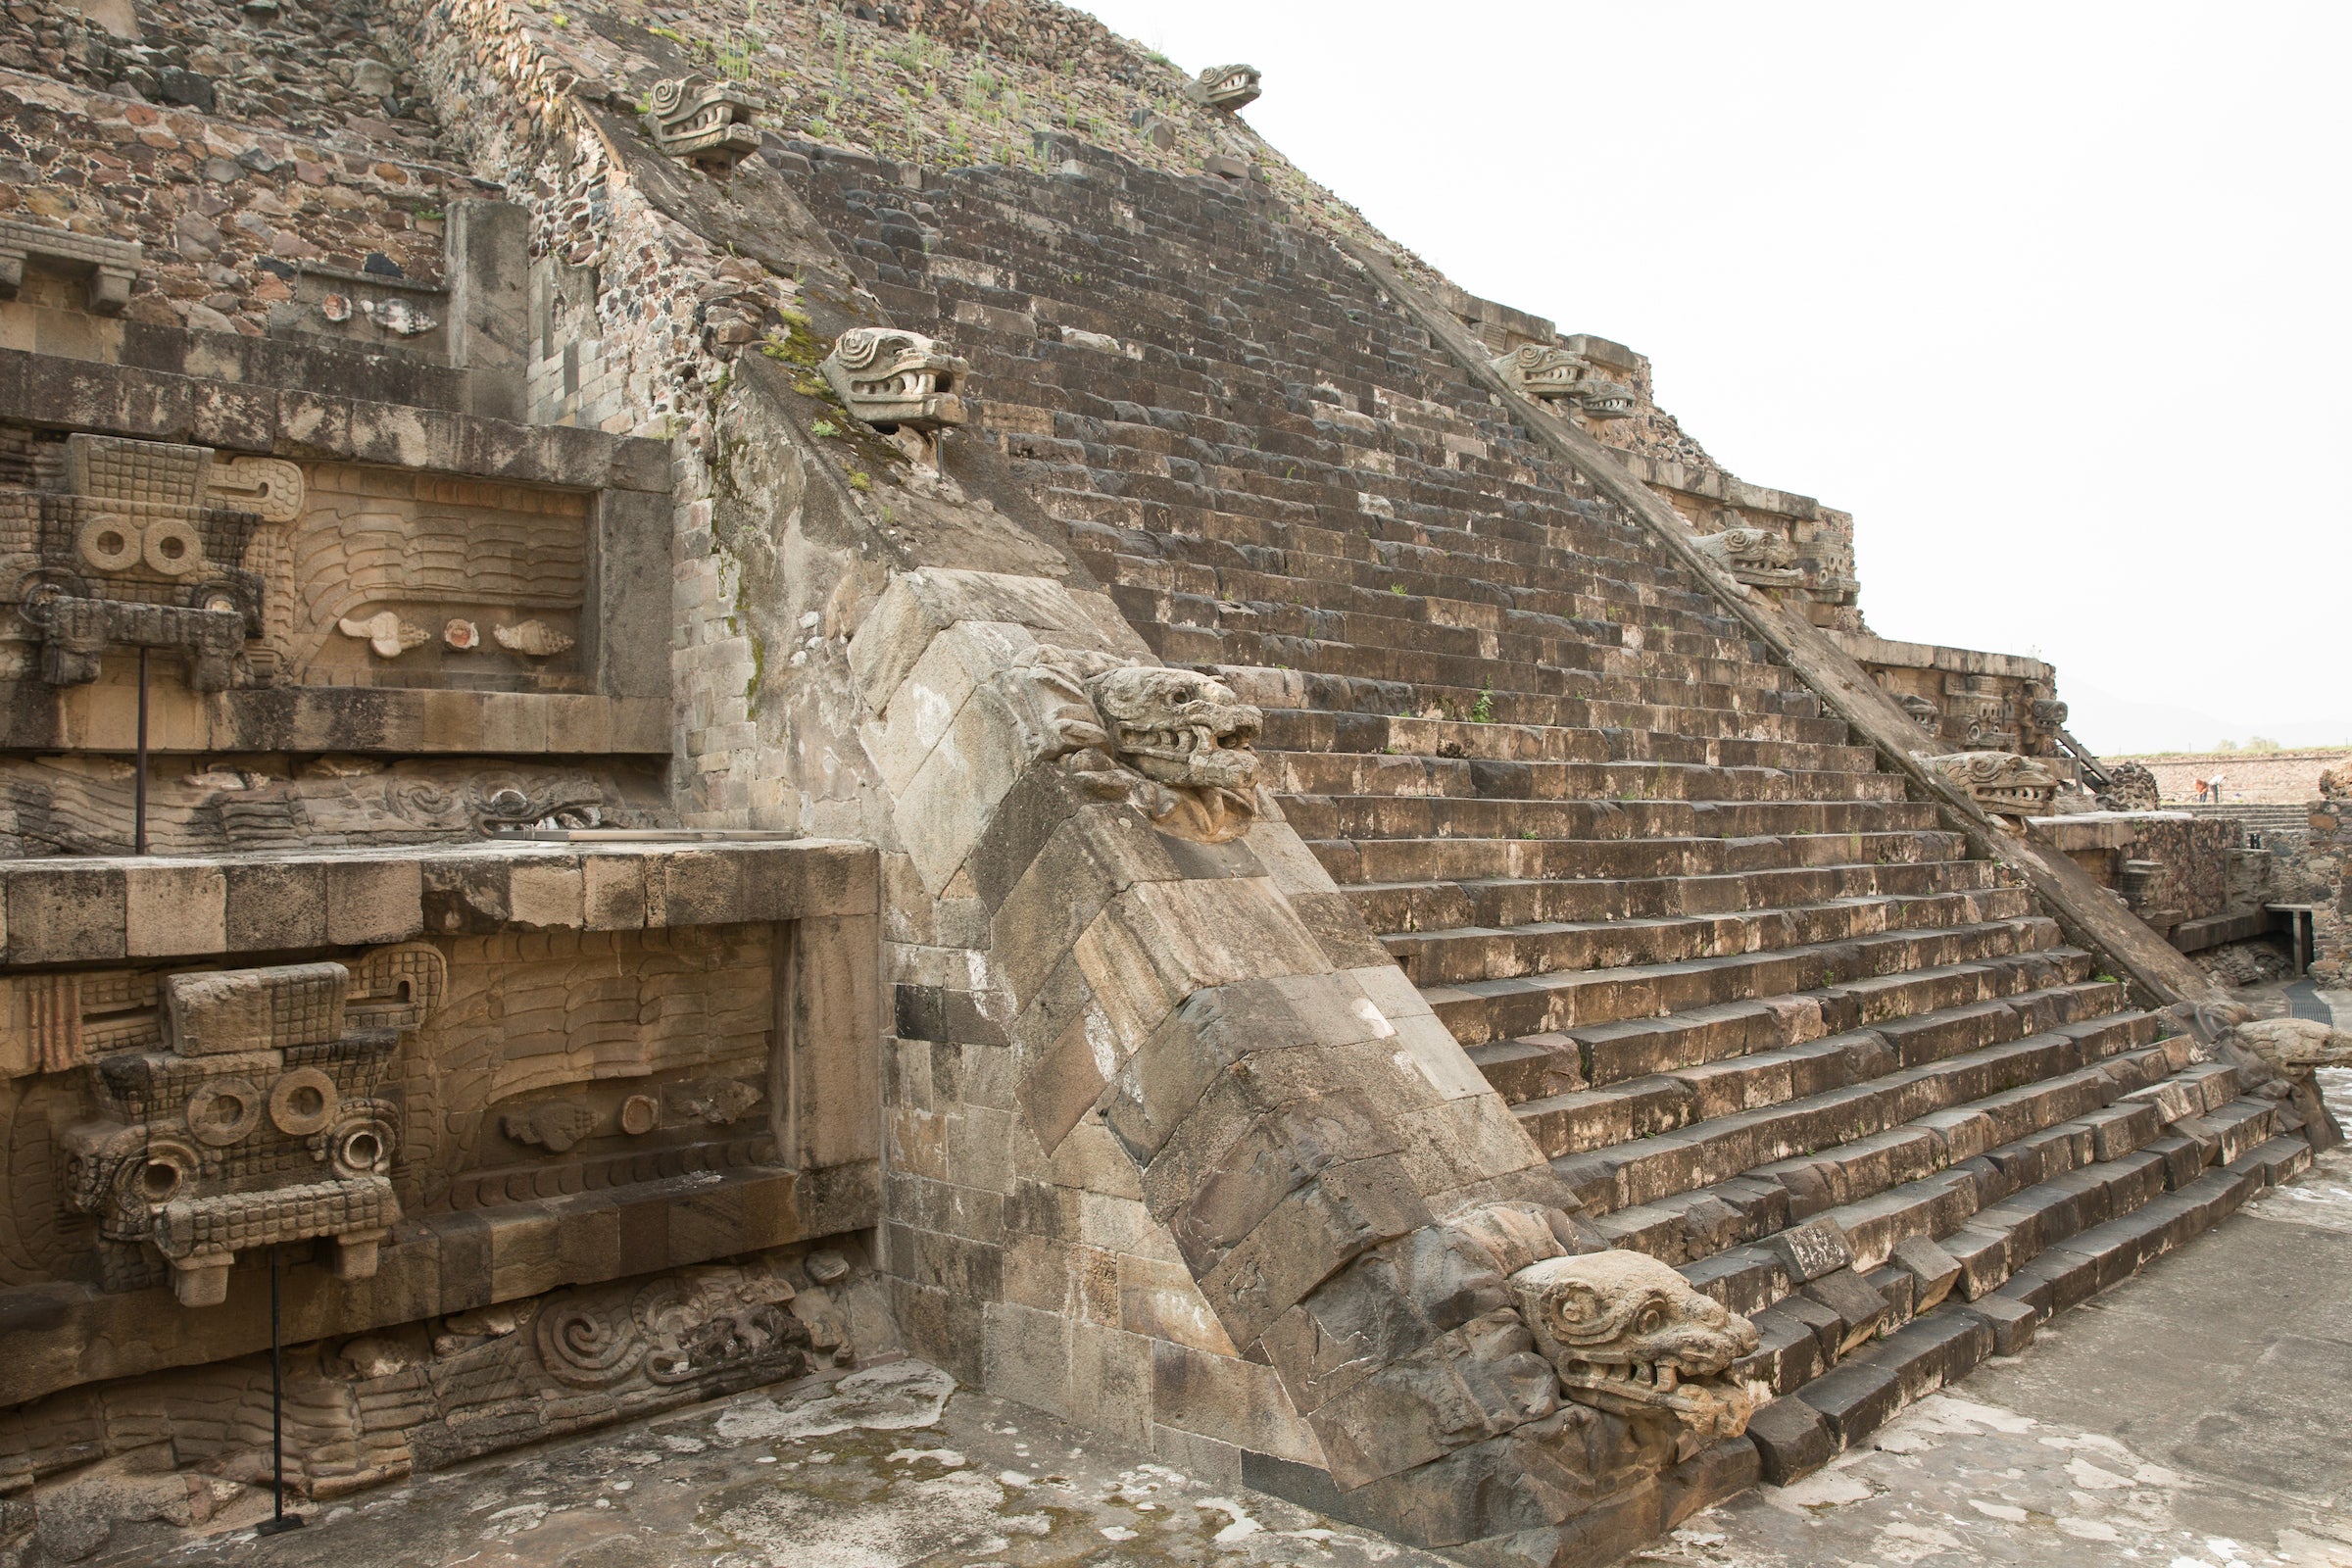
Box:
[88,1073,2349,1567]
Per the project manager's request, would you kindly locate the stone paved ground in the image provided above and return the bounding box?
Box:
[122,1358,1449,1568]
[107,1073,2352,1568]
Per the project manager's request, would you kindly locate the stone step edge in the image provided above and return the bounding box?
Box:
[1341,860,2004,915]
[1583,1037,2193,1264]
[1671,1061,2244,1314]
[1268,760,1911,805]
[1527,1002,2161,1164]
[1430,930,2081,1012]
[1747,1134,2312,1484]
[1389,889,2040,974]
[1553,1025,2185,1224]
[1254,707,1863,755]
[1702,1089,2268,1389]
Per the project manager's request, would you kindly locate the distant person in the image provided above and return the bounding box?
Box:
[2192,775,2207,804]
[2209,772,2226,803]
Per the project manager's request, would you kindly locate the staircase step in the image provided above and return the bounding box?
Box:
[1426,926,2080,1048]
[1388,891,2036,988]
[1348,859,2007,935]
[1312,830,1973,893]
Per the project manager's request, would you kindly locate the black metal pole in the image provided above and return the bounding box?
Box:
[256,1244,306,1536]
[132,647,148,856]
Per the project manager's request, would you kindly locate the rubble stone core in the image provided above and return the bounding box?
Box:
[0,1,2328,1564]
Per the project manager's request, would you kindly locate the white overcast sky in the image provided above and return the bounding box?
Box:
[1080,1,2350,755]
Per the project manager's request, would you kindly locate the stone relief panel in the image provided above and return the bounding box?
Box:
[0,756,667,858]
[0,432,595,698]
[0,927,795,1297]
[393,927,781,1212]
[0,1239,897,1517]
[288,464,589,688]
[1866,662,2073,762]
[0,434,276,693]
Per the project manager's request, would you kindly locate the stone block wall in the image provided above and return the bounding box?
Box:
[2125,815,2236,928]
[0,70,464,336]
[2030,812,2243,942]
[2272,804,2349,982]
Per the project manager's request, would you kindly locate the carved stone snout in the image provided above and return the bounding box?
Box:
[644,76,762,174]
[821,326,970,434]
[1490,345,1635,419]
[994,649,1263,843]
[2228,1016,2352,1081]
[1187,64,1261,111]
[1507,1250,1762,1441]
[1692,525,1804,589]
[1926,751,2061,820]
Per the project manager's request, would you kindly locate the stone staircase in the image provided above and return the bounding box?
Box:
[781,141,2317,1474]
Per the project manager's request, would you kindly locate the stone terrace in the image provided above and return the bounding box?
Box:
[778,136,2319,1470]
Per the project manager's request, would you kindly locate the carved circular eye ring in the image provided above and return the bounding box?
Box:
[139,1157,184,1203]
[268,1067,340,1137]
[75,515,142,573]
[142,516,205,577]
[331,1117,394,1177]
[185,1077,264,1147]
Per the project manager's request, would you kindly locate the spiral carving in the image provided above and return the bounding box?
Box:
[534,1298,648,1387]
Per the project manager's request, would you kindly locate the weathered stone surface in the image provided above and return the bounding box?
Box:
[0,0,2315,1560]
[1743,1396,1833,1485]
